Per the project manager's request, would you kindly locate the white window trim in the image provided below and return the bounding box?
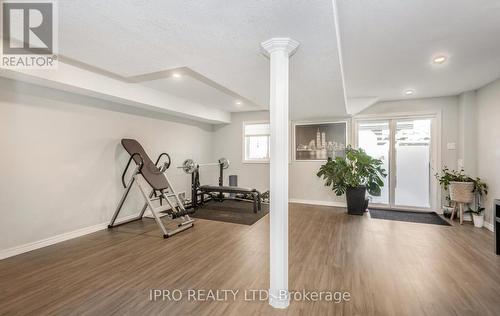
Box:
[352,110,442,213]
[242,120,270,164]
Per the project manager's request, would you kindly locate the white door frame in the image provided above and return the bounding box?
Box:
[352,111,442,212]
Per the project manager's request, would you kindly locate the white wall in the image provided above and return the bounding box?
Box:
[458,91,478,176]
[217,92,496,223]
[357,97,460,211]
[476,78,500,225]
[212,111,270,192]
[214,96,461,207]
[0,78,214,251]
[289,97,462,207]
[289,119,351,205]
[213,111,350,205]
[2,75,491,255]
[359,96,460,171]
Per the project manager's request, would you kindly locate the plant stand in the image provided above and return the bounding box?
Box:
[450,201,466,224]
[449,182,474,225]
[442,206,454,218]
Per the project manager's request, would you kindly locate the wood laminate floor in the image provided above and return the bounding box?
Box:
[1,204,499,315]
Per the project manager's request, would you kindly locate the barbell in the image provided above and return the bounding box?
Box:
[179,157,230,174]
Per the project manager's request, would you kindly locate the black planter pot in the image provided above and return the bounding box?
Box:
[346,186,368,215]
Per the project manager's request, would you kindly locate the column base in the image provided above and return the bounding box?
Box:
[269,289,290,309]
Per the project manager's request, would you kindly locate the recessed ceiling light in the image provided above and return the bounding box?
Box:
[235,101,242,105]
[404,89,415,96]
[433,55,447,64]
[172,73,182,78]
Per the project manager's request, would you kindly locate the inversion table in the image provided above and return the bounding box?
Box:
[108,139,194,238]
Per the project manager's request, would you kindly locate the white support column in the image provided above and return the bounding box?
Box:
[260,38,299,309]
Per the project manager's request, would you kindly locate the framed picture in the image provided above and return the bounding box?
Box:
[294,121,347,161]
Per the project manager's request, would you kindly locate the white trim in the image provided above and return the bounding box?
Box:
[242,120,270,163]
[269,291,290,309]
[261,38,296,310]
[0,214,136,260]
[352,111,442,212]
[289,198,346,208]
[260,37,300,56]
[242,120,270,125]
[331,0,349,114]
[243,160,270,164]
[483,221,494,232]
[353,110,442,120]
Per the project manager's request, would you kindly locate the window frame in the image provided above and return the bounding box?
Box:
[242,120,270,164]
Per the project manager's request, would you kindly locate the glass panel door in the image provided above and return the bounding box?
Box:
[357,121,390,205]
[356,117,433,210]
[394,119,431,208]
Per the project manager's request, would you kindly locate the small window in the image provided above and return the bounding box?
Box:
[243,122,270,162]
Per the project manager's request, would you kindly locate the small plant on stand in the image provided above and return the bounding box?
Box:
[435,167,488,226]
[469,206,486,228]
[468,184,487,228]
[442,194,454,218]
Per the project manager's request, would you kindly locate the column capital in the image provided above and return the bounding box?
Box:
[260,37,300,57]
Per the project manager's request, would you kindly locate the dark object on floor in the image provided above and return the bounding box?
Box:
[200,185,261,212]
[369,209,451,226]
[187,163,261,212]
[346,186,368,215]
[192,199,269,225]
[228,174,238,197]
[234,190,267,206]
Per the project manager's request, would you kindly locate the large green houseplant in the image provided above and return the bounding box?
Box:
[317,146,387,215]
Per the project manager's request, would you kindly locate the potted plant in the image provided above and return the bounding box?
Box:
[442,194,454,218]
[435,167,488,224]
[469,207,485,228]
[317,146,387,215]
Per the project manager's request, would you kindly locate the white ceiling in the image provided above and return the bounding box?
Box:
[14,0,499,121]
[142,76,241,112]
[337,0,500,102]
[58,0,347,119]
[140,71,257,112]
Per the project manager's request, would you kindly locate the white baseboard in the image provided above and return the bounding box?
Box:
[484,221,494,232]
[289,198,346,208]
[268,293,290,309]
[0,214,137,260]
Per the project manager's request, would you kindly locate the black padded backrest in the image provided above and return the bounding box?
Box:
[121,139,169,190]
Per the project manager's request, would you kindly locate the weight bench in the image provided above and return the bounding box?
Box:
[108,139,194,238]
[187,162,262,213]
[200,185,261,213]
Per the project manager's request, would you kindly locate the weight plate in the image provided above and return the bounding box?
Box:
[182,159,196,174]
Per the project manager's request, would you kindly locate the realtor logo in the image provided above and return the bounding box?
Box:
[1,0,58,69]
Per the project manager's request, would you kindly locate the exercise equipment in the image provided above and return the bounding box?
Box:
[108,139,194,238]
[179,157,229,174]
[180,158,262,213]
